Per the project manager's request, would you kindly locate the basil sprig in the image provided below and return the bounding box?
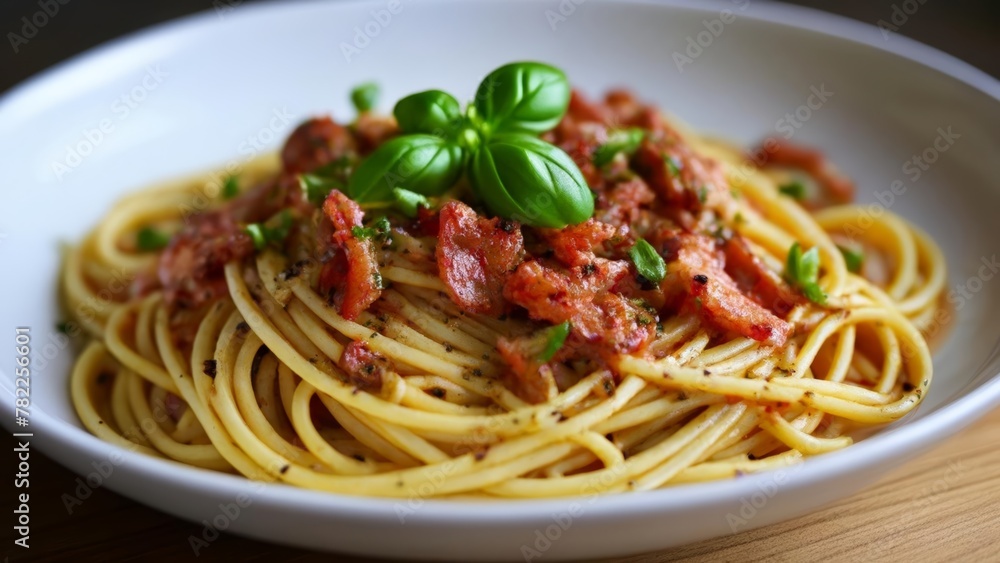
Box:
[345,62,594,228]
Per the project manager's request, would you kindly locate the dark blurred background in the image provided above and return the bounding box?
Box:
[1,0,999,94]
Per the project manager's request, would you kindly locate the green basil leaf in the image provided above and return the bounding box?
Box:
[392,187,430,218]
[350,82,379,113]
[539,321,572,362]
[469,133,593,228]
[136,227,171,252]
[348,135,466,202]
[474,62,571,134]
[393,90,463,136]
[838,245,864,274]
[627,238,666,284]
[593,128,644,168]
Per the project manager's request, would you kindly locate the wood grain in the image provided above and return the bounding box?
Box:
[7,407,999,562]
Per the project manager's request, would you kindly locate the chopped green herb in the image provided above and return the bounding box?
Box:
[628,238,666,284]
[352,216,392,241]
[392,187,430,218]
[222,175,239,199]
[299,174,341,206]
[136,227,171,252]
[697,185,709,204]
[664,155,682,177]
[351,82,380,113]
[539,321,571,362]
[779,180,807,200]
[838,245,864,274]
[312,155,353,177]
[245,210,293,251]
[785,243,827,305]
[593,128,644,168]
[56,321,73,335]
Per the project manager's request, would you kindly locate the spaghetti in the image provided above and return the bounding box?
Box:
[64,81,944,498]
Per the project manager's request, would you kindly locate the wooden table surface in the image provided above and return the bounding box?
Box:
[8,406,999,562]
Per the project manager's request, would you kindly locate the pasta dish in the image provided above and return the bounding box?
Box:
[64,63,945,498]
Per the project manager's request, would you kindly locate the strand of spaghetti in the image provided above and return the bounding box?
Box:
[617,305,931,423]
[568,432,625,469]
[62,234,117,336]
[380,266,448,291]
[339,403,453,465]
[69,342,162,457]
[873,323,903,394]
[154,304,274,480]
[633,403,748,491]
[287,381,382,475]
[486,402,742,497]
[826,326,856,383]
[759,408,851,455]
[316,395,421,467]
[231,333,325,468]
[213,317,593,495]
[670,451,804,484]
[622,354,920,424]
[373,311,490,369]
[693,337,759,367]
[399,384,493,415]
[377,290,497,355]
[251,354,296,439]
[124,370,231,469]
[233,262,592,436]
[283,299,346,360]
[94,191,190,273]
[395,285,508,344]
[110,366,154,447]
[696,139,848,296]
[104,298,178,393]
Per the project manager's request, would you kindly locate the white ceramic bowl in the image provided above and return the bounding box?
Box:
[2,0,1000,560]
